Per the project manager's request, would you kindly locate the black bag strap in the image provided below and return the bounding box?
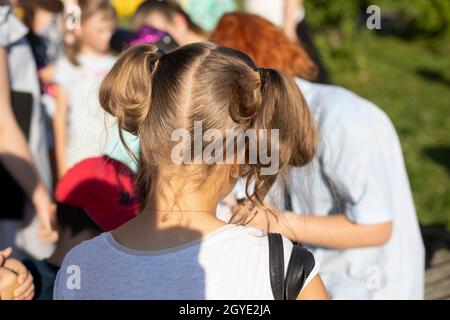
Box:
[268,233,285,300]
[285,245,316,300]
[268,233,316,300]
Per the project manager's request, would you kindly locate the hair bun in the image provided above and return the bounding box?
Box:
[99,45,162,134]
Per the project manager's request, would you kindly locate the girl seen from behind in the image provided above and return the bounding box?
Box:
[53,42,327,300]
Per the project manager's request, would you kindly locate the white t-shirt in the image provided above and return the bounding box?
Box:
[272,79,424,299]
[53,224,319,299]
[53,54,119,168]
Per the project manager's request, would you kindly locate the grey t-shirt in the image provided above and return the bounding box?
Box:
[53,224,318,299]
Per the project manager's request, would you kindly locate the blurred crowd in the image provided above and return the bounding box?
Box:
[0,0,424,300]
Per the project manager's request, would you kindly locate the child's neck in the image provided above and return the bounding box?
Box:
[144,197,220,230]
[111,178,228,251]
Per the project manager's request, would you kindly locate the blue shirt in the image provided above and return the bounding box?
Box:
[286,79,424,299]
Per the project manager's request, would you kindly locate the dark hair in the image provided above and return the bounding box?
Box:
[131,0,205,35]
[56,202,102,236]
[21,0,64,34]
[20,0,64,17]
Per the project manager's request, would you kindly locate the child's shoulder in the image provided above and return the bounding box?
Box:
[61,233,110,266]
[222,224,294,253]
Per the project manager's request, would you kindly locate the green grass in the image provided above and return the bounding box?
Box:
[315,33,450,228]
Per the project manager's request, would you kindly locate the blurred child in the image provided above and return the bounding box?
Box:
[211,13,425,299]
[22,0,64,92]
[53,0,134,178]
[131,0,208,46]
[22,156,140,300]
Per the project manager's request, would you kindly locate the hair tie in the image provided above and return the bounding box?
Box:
[258,67,266,90]
[147,48,166,71]
[155,48,165,60]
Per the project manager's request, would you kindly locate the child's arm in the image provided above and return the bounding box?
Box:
[39,64,56,85]
[0,47,56,241]
[272,106,397,250]
[0,47,39,196]
[233,203,392,249]
[53,85,69,179]
[297,274,328,300]
[277,212,392,249]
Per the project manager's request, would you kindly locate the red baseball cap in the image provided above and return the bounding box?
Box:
[55,156,141,231]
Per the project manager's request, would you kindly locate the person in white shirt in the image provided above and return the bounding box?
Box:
[211,13,425,299]
[53,0,138,178]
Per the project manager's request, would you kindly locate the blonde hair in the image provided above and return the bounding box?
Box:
[99,42,317,223]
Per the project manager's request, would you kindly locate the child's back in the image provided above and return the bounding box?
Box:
[54,225,318,299]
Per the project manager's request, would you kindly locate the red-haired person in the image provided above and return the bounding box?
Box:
[244,0,329,83]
